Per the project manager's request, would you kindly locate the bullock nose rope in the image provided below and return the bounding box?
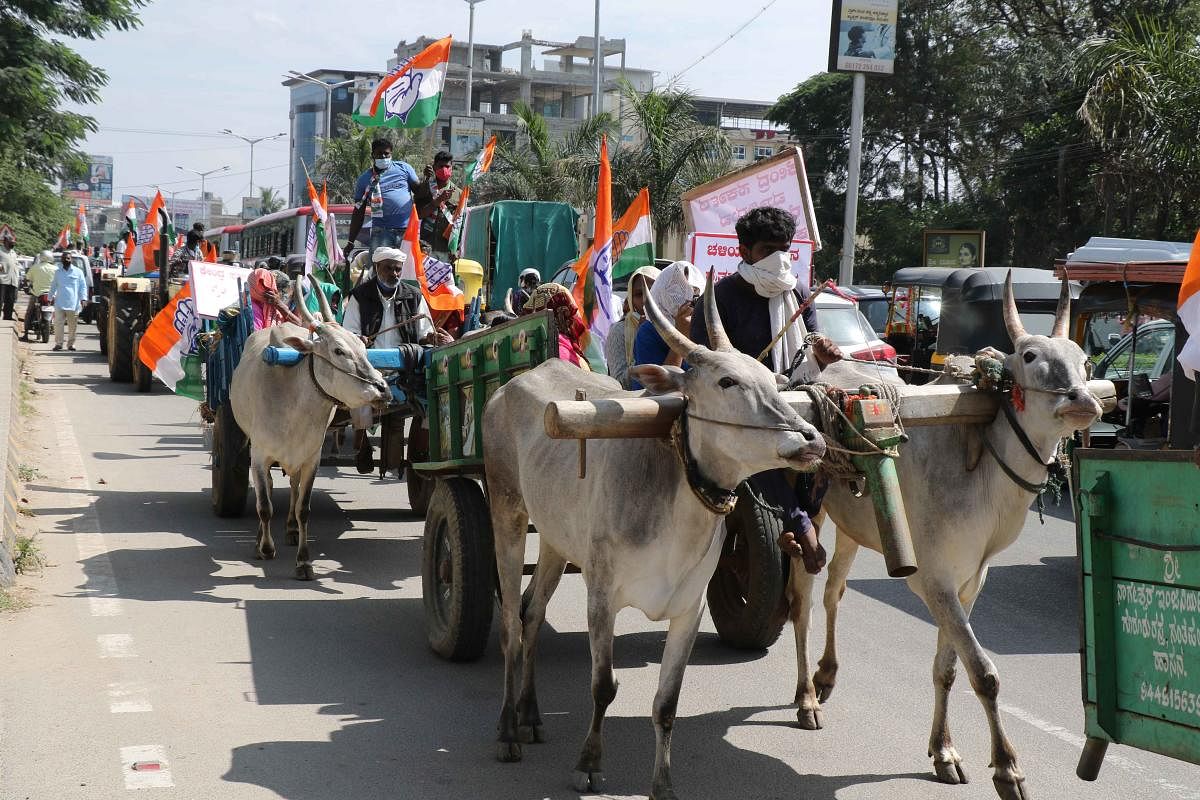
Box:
[305,351,385,409]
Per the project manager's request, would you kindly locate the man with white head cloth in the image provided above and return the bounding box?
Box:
[341,246,452,473]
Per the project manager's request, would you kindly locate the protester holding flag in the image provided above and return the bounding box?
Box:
[417,151,459,257]
[49,251,87,351]
[0,232,20,321]
[344,139,424,262]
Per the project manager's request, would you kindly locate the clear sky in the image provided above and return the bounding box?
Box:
[69,0,832,212]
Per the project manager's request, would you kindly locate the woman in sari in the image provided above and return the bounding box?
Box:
[523,283,590,370]
[604,265,660,389]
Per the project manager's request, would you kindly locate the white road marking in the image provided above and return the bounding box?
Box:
[996,698,1200,800]
[97,633,136,659]
[108,683,152,714]
[119,745,174,789]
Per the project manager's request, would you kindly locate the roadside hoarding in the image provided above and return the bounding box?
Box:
[189,261,250,319]
[922,229,986,269]
[828,0,898,75]
[681,147,821,251]
[688,233,813,287]
[63,155,114,202]
[450,115,484,161]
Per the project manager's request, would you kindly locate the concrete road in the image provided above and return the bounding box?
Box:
[1,332,1197,800]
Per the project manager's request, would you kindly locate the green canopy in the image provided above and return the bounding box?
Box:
[461,201,580,309]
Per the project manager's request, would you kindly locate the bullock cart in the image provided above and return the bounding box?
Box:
[415,308,1116,662]
[204,297,431,518]
[1053,239,1200,779]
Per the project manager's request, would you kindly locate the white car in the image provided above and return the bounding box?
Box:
[813,293,900,380]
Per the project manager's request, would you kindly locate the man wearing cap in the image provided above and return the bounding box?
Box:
[509,268,540,315]
[341,246,452,473]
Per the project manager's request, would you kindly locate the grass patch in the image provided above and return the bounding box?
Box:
[13,534,46,575]
[0,587,31,612]
[17,464,42,483]
[17,380,36,418]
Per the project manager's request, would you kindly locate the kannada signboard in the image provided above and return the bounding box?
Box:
[63,155,114,202]
[189,261,250,319]
[688,233,813,287]
[681,147,821,250]
[828,0,898,75]
[922,229,986,269]
[450,116,484,161]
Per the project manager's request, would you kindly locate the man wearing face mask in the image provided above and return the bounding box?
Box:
[690,206,843,576]
[416,151,460,259]
[342,246,453,473]
[345,139,423,262]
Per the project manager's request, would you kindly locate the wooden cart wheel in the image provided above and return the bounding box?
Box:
[211,403,250,518]
[422,477,495,661]
[706,482,789,650]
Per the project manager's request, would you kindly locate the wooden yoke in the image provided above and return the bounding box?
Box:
[544,380,1117,440]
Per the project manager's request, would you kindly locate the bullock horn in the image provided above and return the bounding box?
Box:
[294,278,319,328]
[1002,270,1027,343]
[1051,277,1071,339]
[703,269,733,352]
[313,280,336,324]
[642,280,701,360]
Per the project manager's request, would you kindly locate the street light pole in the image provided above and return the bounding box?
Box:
[221,129,285,199]
[593,0,602,118]
[463,0,485,116]
[176,164,231,225]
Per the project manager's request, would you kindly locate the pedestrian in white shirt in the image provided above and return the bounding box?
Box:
[49,251,88,351]
[0,234,20,321]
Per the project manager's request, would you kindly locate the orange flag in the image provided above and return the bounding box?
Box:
[401,207,464,313]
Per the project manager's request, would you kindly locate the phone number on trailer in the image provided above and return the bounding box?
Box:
[1140,681,1200,718]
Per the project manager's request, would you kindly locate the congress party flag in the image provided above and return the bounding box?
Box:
[401,207,464,313]
[1176,229,1200,379]
[75,205,89,246]
[611,188,654,280]
[137,282,204,400]
[352,36,452,129]
[572,136,618,354]
[126,191,167,275]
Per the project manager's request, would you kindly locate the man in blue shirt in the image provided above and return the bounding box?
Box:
[345,138,426,262]
[49,250,88,351]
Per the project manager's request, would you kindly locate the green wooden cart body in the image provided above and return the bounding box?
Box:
[413,311,558,476]
[1075,448,1200,769]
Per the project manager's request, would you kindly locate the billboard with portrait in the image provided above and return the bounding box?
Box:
[450,116,484,161]
[63,155,114,202]
[922,229,986,269]
[828,0,898,75]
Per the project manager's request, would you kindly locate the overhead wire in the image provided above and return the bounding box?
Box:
[664,0,782,86]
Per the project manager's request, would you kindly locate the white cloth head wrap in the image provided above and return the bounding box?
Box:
[737,252,807,373]
[372,246,407,264]
[650,260,704,315]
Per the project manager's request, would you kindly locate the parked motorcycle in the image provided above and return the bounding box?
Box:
[26,293,53,344]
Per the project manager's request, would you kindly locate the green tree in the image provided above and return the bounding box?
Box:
[0,152,72,252]
[258,186,284,214]
[314,118,428,203]
[0,1,148,177]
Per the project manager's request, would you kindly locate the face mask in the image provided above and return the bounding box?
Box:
[751,249,791,275]
[435,166,451,183]
[374,157,391,170]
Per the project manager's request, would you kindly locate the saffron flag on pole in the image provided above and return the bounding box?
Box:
[137,282,204,400]
[401,207,464,313]
[352,36,452,129]
[126,191,166,275]
[611,188,655,280]
[54,226,70,250]
[572,136,617,361]
[76,205,89,246]
[1176,229,1200,379]
[445,134,497,245]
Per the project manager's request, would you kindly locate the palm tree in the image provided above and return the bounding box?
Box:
[315,118,428,203]
[258,186,284,213]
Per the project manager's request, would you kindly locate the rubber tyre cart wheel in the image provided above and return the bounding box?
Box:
[107,292,141,382]
[96,300,109,355]
[211,403,250,518]
[39,315,50,344]
[132,333,152,392]
[422,477,495,662]
[706,482,789,650]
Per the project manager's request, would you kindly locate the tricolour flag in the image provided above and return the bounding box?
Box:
[611,188,654,280]
[572,136,618,359]
[137,282,204,400]
[401,207,464,314]
[1176,229,1200,379]
[54,226,70,250]
[352,36,452,129]
[76,205,89,246]
[126,191,166,275]
[445,134,497,247]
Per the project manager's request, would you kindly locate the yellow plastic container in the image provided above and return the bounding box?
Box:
[455,258,485,307]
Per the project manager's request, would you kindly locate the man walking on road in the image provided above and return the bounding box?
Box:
[344,139,423,262]
[0,234,20,321]
[49,251,87,351]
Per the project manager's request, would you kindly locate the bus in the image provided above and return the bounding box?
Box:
[205,203,356,263]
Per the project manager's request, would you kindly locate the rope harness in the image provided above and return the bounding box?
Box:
[670,410,739,515]
[304,349,384,410]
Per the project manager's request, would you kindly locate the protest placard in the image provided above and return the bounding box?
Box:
[681,147,821,250]
[189,261,250,320]
[688,233,813,287]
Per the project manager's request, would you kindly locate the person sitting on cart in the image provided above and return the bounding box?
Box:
[630,260,705,389]
[605,265,660,389]
[342,246,453,473]
[283,255,343,320]
[523,283,591,370]
[508,268,541,315]
[690,206,843,576]
[344,138,424,263]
